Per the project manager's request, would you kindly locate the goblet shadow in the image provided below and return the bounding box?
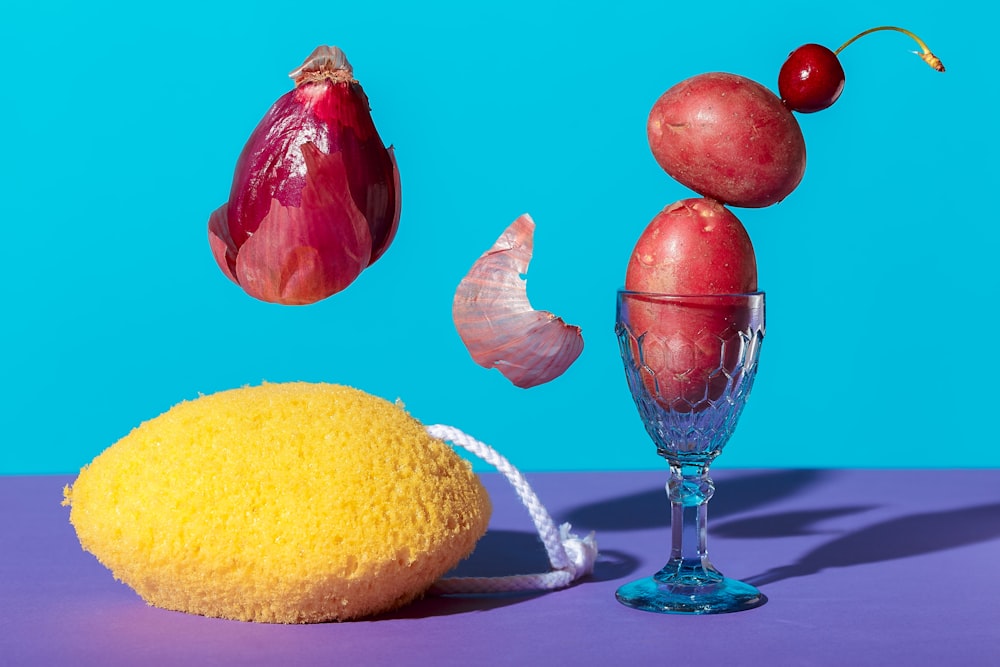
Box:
[741,502,1000,586]
[712,505,878,539]
[562,468,831,532]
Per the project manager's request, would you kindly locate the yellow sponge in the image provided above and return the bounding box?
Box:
[63,382,491,623]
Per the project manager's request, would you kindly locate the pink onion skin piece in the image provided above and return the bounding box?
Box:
[209,46,400,305]
[453,214,584,389]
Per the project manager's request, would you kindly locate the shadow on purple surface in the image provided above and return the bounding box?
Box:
[375,589,547,620]
[743,502,1000,586]
[446,529,639,582]
[712,506,878,538]
[561,469,831,532]
[376,530,639,620]
[447,530,555,578]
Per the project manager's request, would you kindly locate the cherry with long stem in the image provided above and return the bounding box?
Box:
[778,25,945,114]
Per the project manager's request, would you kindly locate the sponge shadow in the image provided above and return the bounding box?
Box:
[378,530,638,619]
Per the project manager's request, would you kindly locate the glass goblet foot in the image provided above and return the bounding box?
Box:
[616,570,765,614]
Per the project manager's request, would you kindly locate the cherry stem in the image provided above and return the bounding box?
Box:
[835,25,945,72]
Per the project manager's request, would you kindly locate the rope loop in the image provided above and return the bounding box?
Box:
[425,424,598,595]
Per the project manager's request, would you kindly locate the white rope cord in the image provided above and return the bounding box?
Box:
[425,423,598,594]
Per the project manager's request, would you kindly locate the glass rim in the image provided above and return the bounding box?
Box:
[617,288,764,299]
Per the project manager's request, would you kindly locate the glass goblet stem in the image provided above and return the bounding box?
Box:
[660,458,721,584]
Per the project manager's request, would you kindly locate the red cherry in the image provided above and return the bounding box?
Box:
[778,43,845,113]
[777,27,945,115]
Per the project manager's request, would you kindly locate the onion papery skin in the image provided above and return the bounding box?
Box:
[453,214,584,389]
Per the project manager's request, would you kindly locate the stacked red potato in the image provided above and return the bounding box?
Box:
[626,27,943,408]
[624,74,796,410]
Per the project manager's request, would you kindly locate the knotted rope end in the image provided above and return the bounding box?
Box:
[558,523,598,581]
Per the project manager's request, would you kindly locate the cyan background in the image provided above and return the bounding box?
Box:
[2,1,994,473]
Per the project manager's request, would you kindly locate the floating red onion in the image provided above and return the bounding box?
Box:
[208,46,400,305]
[453,214,584,389]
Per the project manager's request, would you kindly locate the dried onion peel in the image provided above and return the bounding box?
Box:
[453,214,584,388]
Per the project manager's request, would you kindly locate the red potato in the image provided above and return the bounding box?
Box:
[625,198,757,295]
[623,198,758,411]
[647,72,806,208]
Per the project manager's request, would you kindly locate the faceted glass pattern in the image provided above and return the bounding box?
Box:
[616,292,764,460]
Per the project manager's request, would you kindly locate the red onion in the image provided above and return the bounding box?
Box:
[453,214,584,389]
[209,46,400,305]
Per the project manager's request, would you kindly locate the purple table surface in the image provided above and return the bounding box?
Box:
[3,469,999,666]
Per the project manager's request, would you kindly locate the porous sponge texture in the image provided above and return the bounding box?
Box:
[63,382,491,623]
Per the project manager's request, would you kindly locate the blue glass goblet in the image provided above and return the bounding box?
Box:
[615,290,766,614]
